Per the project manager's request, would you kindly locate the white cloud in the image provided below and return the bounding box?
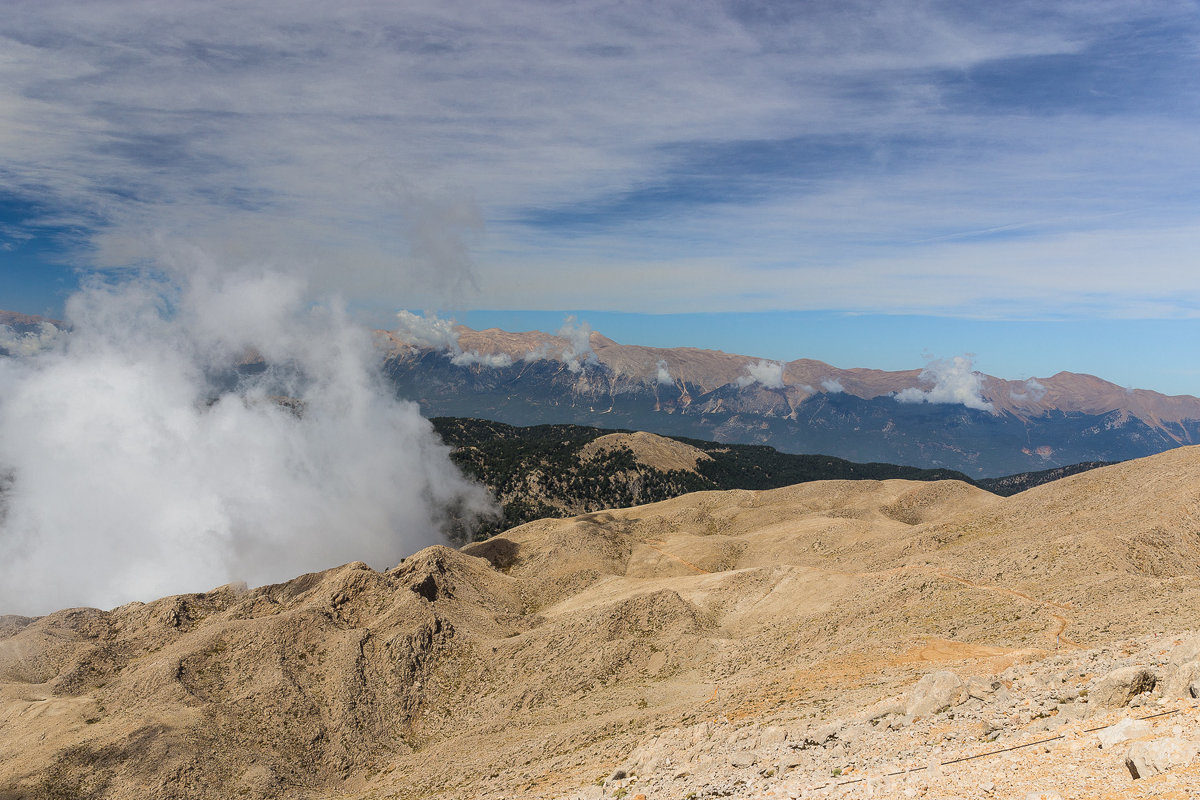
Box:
[0,262,495,615]
[655,359,672,385]
[557,315,598,373]
[738,360,785,389]
[0,322,66,356]
[1011,377,1047,402]
[521,342,554,363]
[451,350,513,368]
[2,1,1197,317]
[394,310,512,369]
[821,378,844,393]
[895,354,993,411]
[393,310,461,352]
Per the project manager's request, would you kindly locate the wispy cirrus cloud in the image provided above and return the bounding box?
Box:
[1,1,1198,317]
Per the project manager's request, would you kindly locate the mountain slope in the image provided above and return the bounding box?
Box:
[6,446,1200,798]
[383,326,1200,477]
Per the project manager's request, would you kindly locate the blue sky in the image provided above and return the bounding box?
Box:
[2,1,1200,393]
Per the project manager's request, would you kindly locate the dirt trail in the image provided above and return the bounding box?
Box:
[640,541,711,574]
[925,568,1081,649]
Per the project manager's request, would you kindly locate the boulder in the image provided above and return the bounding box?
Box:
[1168,634,1200,667]
[1090,666,1157,709]
[906,670,966,717]
[1164,659,1200,699]
[1095,717,1151,749]
[1125,737,1200,779]
[966,676,999,701]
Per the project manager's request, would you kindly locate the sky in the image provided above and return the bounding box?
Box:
[3,0,1200,393]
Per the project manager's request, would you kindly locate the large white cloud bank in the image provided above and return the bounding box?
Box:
[0,265,495,615]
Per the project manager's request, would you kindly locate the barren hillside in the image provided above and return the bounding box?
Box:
[4,448,1200,798]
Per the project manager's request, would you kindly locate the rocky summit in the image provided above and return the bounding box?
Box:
[5,446,1200,798]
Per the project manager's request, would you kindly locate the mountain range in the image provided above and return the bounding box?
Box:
[383,325,1200,477]
[4,309,1195,477]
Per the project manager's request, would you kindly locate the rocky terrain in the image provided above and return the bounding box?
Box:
[4,445,1200,798]
[383,325,1200,476]
[575,631,1200,799]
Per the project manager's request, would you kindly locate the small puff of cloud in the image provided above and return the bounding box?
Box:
[655,359,672,385]
[0,322,66,357]
[895,354,993,411]
[737,360,785,389]
[395,310,511,369]
[451,350,513,368]
[820,377,844,393]
[1010,377,1047,403]
[557,315,598,373]
[394,310,461,352]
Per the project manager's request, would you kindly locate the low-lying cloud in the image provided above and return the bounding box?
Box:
[0,322,67,357]
[393,310,512,369]
[820,377,845,393]
[1011,377,1048,403]
[0,265,495,615]
[737,360,785,389]
[655,359,673,386]
[557,316,598,373]
[895,354,993,411]
[393,310,461,352]
[451,350,513,368]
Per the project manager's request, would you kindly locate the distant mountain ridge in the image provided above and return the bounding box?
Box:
[2,309,1190,477]
[382,325,1200,477]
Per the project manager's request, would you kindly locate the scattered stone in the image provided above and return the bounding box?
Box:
[905,670,966,717]
[1125,737,1200,779]
[758,726,788,748]
[1095,717,1151,749]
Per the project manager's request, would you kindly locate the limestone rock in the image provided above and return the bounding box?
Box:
[906,670,966,717]
[1169,634,1200,667]
[1165,659,1200,698]
[966,676,999,701]
[1090,666,1157,709]
[1125,737,1200,779]
[1095,718,1151,749]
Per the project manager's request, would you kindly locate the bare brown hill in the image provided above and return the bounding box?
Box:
[578,431,712,473]
[392,324,1200,426]
[5,447,1200,798]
